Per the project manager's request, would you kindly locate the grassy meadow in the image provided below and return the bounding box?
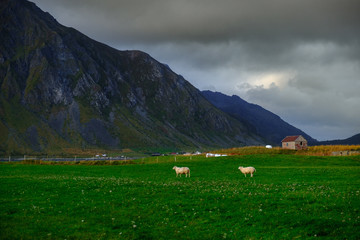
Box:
[1,153,360,239]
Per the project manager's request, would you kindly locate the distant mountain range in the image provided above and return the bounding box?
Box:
[202,91,360,146]
[316,133,360,145]
[0,0,357,155]
[201,91,317,145]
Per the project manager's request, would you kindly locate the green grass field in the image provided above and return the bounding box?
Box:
[1,154,359,239]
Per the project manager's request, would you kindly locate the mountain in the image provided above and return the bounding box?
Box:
[317,133,360,145]
[0,0,264,154]
[201,91,317,145]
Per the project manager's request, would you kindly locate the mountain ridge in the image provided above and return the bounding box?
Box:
[201,90,317,145]
[0,0,264,154]
[317,133,360,145]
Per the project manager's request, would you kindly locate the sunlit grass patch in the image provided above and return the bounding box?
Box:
[213,145,360,156]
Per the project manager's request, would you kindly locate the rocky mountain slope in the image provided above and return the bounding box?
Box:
[202,91,317,145]
[0,0,264,154]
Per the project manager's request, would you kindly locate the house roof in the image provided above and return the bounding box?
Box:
[281,135,302,142]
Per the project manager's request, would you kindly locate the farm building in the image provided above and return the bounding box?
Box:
[281,135,308,150]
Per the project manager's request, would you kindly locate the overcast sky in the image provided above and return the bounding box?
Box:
[32,0,360,141]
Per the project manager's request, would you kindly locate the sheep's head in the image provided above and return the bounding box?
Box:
[238,166,243,170]
[173,166,177,170]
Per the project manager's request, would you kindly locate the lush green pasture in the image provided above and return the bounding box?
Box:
[1,155,359,239]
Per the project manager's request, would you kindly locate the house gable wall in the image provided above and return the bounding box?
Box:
[282,141,296,149]
[282,135,308,150]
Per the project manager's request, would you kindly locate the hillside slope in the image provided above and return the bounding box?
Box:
[318,133,360,145]
[0,0,264,154]
[202,91,317,145]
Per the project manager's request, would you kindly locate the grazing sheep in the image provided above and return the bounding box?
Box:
[173,166,190,177]
[238,166,256,177]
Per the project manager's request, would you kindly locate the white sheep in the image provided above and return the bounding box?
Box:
[238,166,256,177]
[173,166,190,177]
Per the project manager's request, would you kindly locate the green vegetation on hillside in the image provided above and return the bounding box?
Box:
[1,154,359,239]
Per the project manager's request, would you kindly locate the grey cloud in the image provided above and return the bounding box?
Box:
[33,0,360,45]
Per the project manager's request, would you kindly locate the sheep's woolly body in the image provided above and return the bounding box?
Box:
[238,166,256,177]
[173,166,191,177]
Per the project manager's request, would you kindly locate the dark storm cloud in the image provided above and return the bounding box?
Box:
[32,0,360,140]
[34,0,360,44]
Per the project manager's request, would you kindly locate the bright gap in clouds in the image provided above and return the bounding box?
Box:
[242,71,293,89]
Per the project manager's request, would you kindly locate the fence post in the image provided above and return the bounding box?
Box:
[9,155,10,162]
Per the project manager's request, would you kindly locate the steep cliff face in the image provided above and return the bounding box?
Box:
[0,0,264,154]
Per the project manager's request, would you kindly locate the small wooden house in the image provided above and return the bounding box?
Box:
[281,135,308,150]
